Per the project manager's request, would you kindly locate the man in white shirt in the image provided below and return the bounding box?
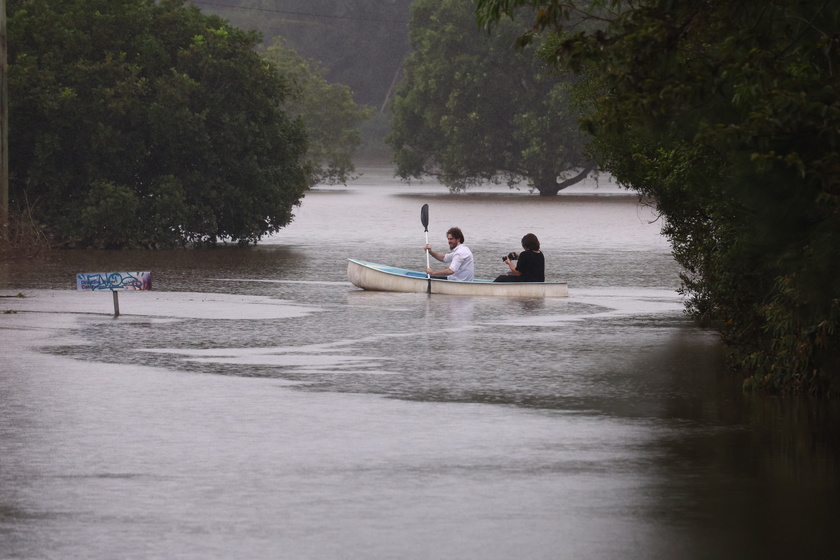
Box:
[424,227,475,281]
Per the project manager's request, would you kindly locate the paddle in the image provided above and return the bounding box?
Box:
[421,204,431,293]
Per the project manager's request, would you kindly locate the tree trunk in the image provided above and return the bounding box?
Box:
[536,165,595,196]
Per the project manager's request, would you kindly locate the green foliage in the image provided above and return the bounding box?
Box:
[78,181,141,249]
[477,0,840,393]
[743,275,840,394]
[8,0,309,248]
[262,39,374,186]
[387,0,593,196]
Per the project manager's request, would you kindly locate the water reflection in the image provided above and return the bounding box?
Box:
[428,295,475,325]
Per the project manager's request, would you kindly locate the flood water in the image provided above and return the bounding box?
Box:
[1,166,838,559]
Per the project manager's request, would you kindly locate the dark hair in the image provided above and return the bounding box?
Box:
[447,227,465,243]
[521,233,540,251]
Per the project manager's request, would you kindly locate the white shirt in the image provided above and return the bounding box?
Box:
[443,244,474,281]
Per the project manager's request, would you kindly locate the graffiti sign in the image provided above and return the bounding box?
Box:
[76,272,152,291]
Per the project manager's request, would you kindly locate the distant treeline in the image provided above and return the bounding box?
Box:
[190,0,412,107]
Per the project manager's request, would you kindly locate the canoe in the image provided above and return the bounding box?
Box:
[347,259,569,297]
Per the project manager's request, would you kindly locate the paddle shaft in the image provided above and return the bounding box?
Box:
[421,204,432,293]
[425,230,430,271]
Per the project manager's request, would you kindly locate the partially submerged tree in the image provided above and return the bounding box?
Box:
[262,38,374,187]
[476,0,840,393]
[387,0,592,196]
[8,0,309,248]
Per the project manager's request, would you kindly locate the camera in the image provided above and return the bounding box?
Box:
[502,252,518,262]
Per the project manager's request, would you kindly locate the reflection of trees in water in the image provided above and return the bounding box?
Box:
[649,389,840,556]
[663,361,840,490]
[742,396,840,488]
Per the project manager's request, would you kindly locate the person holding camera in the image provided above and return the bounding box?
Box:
[494,233,545,282]
[424,227,475,281]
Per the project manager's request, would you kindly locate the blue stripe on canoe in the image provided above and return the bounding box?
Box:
[349,259,494,283]
[351,259,426,278]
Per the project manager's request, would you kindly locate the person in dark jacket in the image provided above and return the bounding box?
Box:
[494,233,545,282]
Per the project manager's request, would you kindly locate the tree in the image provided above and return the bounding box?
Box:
[8,0,309,248]
[262,38,373,186]
[387,0,592,196]
[476,0,840,393]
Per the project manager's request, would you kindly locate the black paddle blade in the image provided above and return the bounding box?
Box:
[420,204,429,231]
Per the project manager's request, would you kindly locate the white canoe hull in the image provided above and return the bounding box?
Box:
[347,259,568,297]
